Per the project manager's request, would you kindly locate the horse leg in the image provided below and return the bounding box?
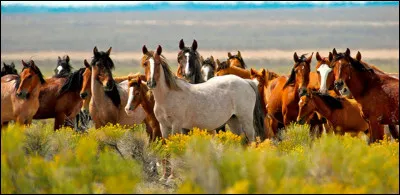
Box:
[54,113,66,131]
[159,124,172,182]
[264,116,274,139]
[143,118,153,142]
[215,124,226,133]
[368,119,384,144]
[388,124,399,140]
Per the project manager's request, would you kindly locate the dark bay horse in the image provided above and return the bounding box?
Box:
[88,46,146,129]
[176,39,204,84]
[331,48,399,143]
[54,55,73,78]
[1,60,45,127]
[200,55,216,81]
[1,62,18,77]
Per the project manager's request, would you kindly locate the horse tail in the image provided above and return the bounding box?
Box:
[245,80,266,141]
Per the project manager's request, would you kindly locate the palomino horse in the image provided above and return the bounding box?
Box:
[297,90,369,136]
[141,45,265,181]
[125,75,162,142]
[267,52,322,136]
[215,59,251,79]
[176,39,204,84]
[227,50,247,69]
[249,68,280,138]
[331,48,399,143]
[1,62,18,77]
[88,46,146,129]
[1,60,45,127]
[54,55,73,78]
[200,55,216,81]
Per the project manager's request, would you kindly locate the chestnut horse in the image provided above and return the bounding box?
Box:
[249,68,280,138]
[125,75,162,142]
[297,91,369,136]
[88,46,146,129]
[227,50,247,69]
[1,62,18,77]
[331,48,399,143]
[215,59,251,79]
[200,55,216,81]
[176,39,204,84]
[267,52,322,136]
[1,60,45,127]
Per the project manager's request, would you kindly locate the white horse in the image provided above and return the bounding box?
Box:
[140,45,266,141]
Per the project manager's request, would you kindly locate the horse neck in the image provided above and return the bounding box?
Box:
[152,65,170,103]
[231,66,250,78]
[312,95,333,119]
[194,61,205,83]
[344,71,370,101]
[91,68,108,105]
[139,83,154,114]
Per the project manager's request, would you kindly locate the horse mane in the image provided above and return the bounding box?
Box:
[283,54,309,89]
[203,57,216,69]
[58,68,85,96]
[229,55,246,69]
[15,62,46,89]
[312,91,343,110]
[104,82,121,108]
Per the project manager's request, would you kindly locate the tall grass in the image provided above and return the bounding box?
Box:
[1,123,398,194]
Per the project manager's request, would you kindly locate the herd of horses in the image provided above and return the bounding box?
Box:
[1,39,399,181]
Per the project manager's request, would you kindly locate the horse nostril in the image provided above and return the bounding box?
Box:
[80,92,88,99]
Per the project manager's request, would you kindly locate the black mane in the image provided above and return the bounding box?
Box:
[313,91,343,110]
[58,68,85,96]
[104,82,121,108]
[283,53,308,88]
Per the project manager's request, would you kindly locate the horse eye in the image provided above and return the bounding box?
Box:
[27,75,33,79]
[317,70,320,73]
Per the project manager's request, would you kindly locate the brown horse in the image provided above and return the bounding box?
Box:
[215,59,251,78]
[331,48,399,143]
[88,46,146,129]
[1,60,45,127]
[267,52,317,135]
[125,75,162,142]
[249,68,280,138]
[227,50,247,69]
[297,90,369,136]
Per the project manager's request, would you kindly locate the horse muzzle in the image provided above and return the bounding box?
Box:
[80,92,88,99]
[334,80,344,90]
[16,91,29,99]
[298,87,307,97]
[147,80,156,89]
[297,116,306,125]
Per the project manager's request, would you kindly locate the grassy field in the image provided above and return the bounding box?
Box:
[1,122,398,194]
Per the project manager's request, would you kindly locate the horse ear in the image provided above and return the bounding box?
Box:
[106,47,112,56]
[356,51,362,61]
[22,60,29,67]
[345,48,350,57]
[2,62,6,67]
[293,52,299,63]
[200,56,204,63]
[328,52,333,62]
[210,55,214,62]
[228,52,232,58]
[137,76,142,84]
[156,45,162,56]
[306,52,314,64]
[93,46,99,56]
[237,51,241,58]
[316,52,322,61]
[216,59,221,66]
[250,68,256,76]
[261,69,266,77]
[66,55,70,63]
[58,56,62,62]
[192,39,198,51]
[332,48,337,57]
[142,45,148,55]
[84,59,90,68]
[179,39,185,50]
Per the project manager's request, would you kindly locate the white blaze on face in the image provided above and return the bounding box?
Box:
[57,65,63,74]
[184,52,190,75]
[252,78,259,86]
[318,64,332,93]
[299,98,303,106]
[149,58,155,80]
[201,66,210,81]
[125,86,135,113]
